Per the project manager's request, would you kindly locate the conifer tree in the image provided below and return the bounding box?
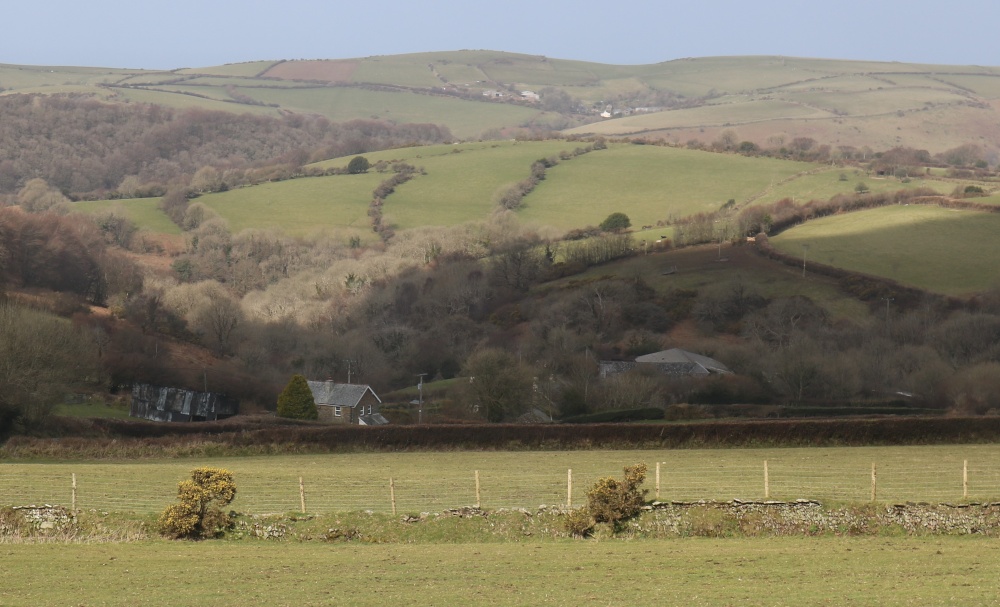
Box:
[277,374,318,420]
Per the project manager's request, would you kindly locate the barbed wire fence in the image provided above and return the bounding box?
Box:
[3,458,999,515]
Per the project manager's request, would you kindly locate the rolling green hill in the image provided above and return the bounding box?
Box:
[770,205,1000,295]
[4,52,999,151]
[74,141,964,242]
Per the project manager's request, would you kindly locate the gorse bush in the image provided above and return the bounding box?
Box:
[564,463,648,537]
[159,467,237,539]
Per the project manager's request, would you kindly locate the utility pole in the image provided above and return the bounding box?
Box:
[881,297,894,324]
[415,373,427,424]
[801,244,810,278]
[344,359,353,384]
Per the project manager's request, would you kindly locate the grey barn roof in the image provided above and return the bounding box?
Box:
[634,348,731,374]
[306,381,381,408]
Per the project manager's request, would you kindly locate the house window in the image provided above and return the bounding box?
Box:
[367,405,372,415]
[334,406,341,417]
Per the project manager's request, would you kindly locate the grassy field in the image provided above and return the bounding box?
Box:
[4,444,999,514]
[520,145,814,230]
[4,538,1000,606]
[751,170,953,207]
[73,198,182,235]
[239,86,548,139]
[771,205,1000,295]
[195,174,382,236]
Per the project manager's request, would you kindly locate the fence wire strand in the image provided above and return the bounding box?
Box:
[3,455,999,514]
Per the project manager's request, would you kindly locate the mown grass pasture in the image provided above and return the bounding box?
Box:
[5,538,1000,606]
[4,445,999,514]
[771,205,1000,295]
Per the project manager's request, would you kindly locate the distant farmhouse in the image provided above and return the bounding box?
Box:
[306,381,389,425]
[130,383,238,422]
[599,348,732,379]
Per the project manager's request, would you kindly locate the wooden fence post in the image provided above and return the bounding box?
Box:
[71,473,77,512]
[764,460,770,499]
[390,477,397,515]
[475,470,481,509]
[299,477,306,514]
[566,469,572,509]
[871,463,877,502]
[963,460,968,499]
[655,462,661,501]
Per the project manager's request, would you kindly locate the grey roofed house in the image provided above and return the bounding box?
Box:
[599,348,732,378]
[306,381,387,425]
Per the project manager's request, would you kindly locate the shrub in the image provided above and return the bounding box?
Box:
[347,156,370,174]
[564,463,648,537]
[158,467,236,539]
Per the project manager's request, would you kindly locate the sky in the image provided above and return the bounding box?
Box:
[3,0,999,69]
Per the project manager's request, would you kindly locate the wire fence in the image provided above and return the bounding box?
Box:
[3,456,1000,515]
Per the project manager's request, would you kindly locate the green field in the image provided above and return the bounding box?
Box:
[771,205,1000,295]
[196,174,382,236]
[751,171,952,207]
[4,538,999,606]
[73,198,182,235]
[239,86,548,139]
[364,140,572,229]
[4,445,998,514]
[521,145,813,229]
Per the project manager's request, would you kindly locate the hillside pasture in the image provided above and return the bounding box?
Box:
[196,174,383,236]
[520,145,814,230]
[178,61,278,77]
[73,198,182,236]
[783,87,969,117]
[314,140,586,229]
[238,86,547,139]
[6,539,1000,607]
[750,170,952,207]
[771,205,1000,295]
[566,99,829,136]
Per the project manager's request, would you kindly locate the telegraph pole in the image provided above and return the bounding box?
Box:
[881,297,894,324]
[415,373,427,424]
[801,244,810,278]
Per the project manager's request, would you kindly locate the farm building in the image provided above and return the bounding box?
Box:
[599,348,732,379]
[306,381,388,425]
[130,383,238,422]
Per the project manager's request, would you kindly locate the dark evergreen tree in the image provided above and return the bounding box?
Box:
[277,374,318,420]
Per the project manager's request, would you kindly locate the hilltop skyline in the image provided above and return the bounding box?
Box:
[2,0,999,70]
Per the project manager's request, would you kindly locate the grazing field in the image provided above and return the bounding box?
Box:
[771,205,1000,295]
[73,198,182,235]
[3,445,999,514]
[751,170,952,207]
[195,174,382,236]
[519,145,813,229]
[5,538,1000,606]
[238,86,549,139]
